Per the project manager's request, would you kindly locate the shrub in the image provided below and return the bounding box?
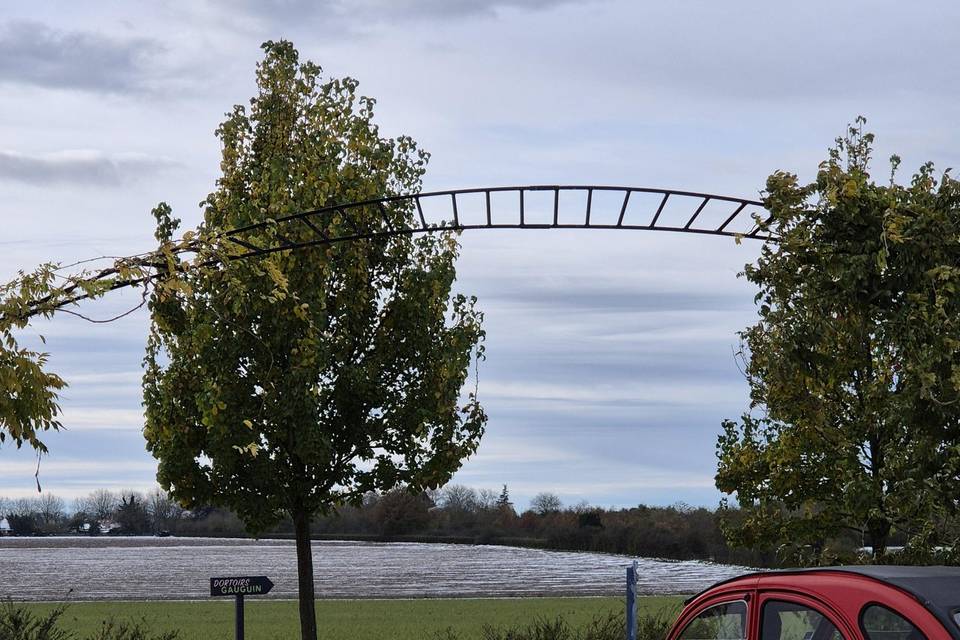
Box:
[0,602,71,640]
[85,619,178,640]
[0,603,178,640]
[635,606,680,640]
[433,607,679,640]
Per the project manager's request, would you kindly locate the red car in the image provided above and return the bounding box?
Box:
[667,567,960,640]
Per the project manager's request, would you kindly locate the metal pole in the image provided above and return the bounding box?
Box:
[626,560,638,640]
[235,594,244,640]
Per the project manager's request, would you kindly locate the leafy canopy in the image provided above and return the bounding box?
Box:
[0,200,221,455]
[717,118,960,564]
[0,265,68,453]
[142,41,486,532]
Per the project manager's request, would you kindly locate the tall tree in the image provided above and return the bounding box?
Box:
[115,493,150,535]
[373,488,432,535]
[530,492,562,515]
[35,492,65,531]
[439,484,479,512]
[496,484,512,509]
[146,488,181,532]
[83,489,119,524]
[142,41,486,640]
[716,119,960,564]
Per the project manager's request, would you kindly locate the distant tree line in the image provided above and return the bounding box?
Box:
[1,485,771,565]
[0,489,181,536]
[309,484,770,566]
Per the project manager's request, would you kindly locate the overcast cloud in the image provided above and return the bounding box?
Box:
[222,0,586,23]
[0,150,178,187]
[0,1,957,511]
[0,21,164,94]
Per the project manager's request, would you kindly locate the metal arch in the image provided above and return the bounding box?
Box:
[218,185,774,262]
[29,185,774,316]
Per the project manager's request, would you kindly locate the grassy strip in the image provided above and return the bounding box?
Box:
[21,596,682,640]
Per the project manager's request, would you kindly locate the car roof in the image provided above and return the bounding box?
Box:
[689,566,960,639]
[819,566,960,632]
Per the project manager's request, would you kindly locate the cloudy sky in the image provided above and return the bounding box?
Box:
[1,1,958,510]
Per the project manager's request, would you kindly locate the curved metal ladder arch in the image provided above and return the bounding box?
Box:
[38,185,775,315]
[220,185,774,261]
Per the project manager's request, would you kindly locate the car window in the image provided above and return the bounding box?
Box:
[861,604,926,640]
[762,600,844,640]
[679,601,747,640]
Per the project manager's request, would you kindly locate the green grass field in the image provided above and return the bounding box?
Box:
[21,596,682,640]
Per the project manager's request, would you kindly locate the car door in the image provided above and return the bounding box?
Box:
[756,592,857,640]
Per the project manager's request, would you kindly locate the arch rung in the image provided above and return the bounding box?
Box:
[616,190,631,227]
[649,193,670,228]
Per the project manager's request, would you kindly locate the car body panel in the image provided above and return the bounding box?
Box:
[668,569,956,640]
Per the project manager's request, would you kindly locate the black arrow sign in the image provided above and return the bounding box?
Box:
[210,576,274,597]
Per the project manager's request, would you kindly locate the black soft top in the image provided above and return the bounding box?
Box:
[690,566,960,639]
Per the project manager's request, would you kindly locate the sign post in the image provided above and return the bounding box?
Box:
[235,593,244,639]
[210,576,274,640]
[626,560,638,640]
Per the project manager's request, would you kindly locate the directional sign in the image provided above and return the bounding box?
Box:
[210,575,274,640]
[210,576,274,597]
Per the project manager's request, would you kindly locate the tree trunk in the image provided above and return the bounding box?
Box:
[293,507,318,640]
[868,516,891,559]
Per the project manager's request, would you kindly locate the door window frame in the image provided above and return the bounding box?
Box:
[756,592,852,640]
[859,602,927,640]
[674,598,751,640]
